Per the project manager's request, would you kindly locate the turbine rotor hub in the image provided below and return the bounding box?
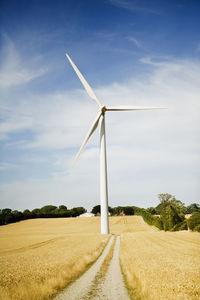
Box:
[101,106,107,114]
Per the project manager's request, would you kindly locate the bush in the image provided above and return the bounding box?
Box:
[147,207,157,215]
[187,213,200,231]
[193,224,200,232]
[134,207,163,230]
[153,216,163,230]
[171,220,188,231]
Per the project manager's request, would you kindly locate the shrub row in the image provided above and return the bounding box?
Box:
[134,207,163,230]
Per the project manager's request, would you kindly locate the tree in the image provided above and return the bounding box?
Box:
[91,205,101,215]
[59,205,67,210]
[156,193,185,214]
[1,208,12,216]
[1,208,13,224]
[23,209,32,219]
[31,208,42,218]
[147,207,157,215]
[69,207,86,217]
[76,207,86,215]
[158,193,172,203]
[12,210,23,222]
[186,203,200,214]
[161,204,184,231]
[40,205,57,215]
[187,213,200,231]
[123,207,134,215]
[158,194,185,231]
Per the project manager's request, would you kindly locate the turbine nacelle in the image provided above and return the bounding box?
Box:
[101,106,107,114]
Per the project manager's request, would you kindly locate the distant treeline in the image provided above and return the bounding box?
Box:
[0,205,86,226]
[91,194,200,232]
[1,194,200,231]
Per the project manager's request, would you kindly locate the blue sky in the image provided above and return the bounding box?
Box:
[0,0,200,211]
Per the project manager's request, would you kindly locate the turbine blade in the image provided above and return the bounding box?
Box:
[106,106,167,111]
[73,111,102,165]
[66,54,102,108]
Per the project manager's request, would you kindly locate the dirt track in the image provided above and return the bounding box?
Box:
[54,235,130,300]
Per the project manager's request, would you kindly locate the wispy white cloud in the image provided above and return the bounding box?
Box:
[0,67,46,88]
[0,37,47,88]
[107,0,161,15]
[126,36,142,48]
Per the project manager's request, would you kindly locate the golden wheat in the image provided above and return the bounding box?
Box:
[109,215,157,234]
[0,218,109,300]
[1,216,199,300]
[119,218,200,300]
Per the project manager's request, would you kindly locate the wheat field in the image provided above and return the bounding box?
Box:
[0,217,109,300]
[0,216,200,300]
[119,218,200,300]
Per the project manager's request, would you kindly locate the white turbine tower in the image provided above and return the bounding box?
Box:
[66,54,167,234]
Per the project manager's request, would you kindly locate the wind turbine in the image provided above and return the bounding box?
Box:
[66,54,167,234]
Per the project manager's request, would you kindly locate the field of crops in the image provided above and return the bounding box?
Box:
[119,224,200,300]
[0,217,109,300]
[0,216,199,300]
